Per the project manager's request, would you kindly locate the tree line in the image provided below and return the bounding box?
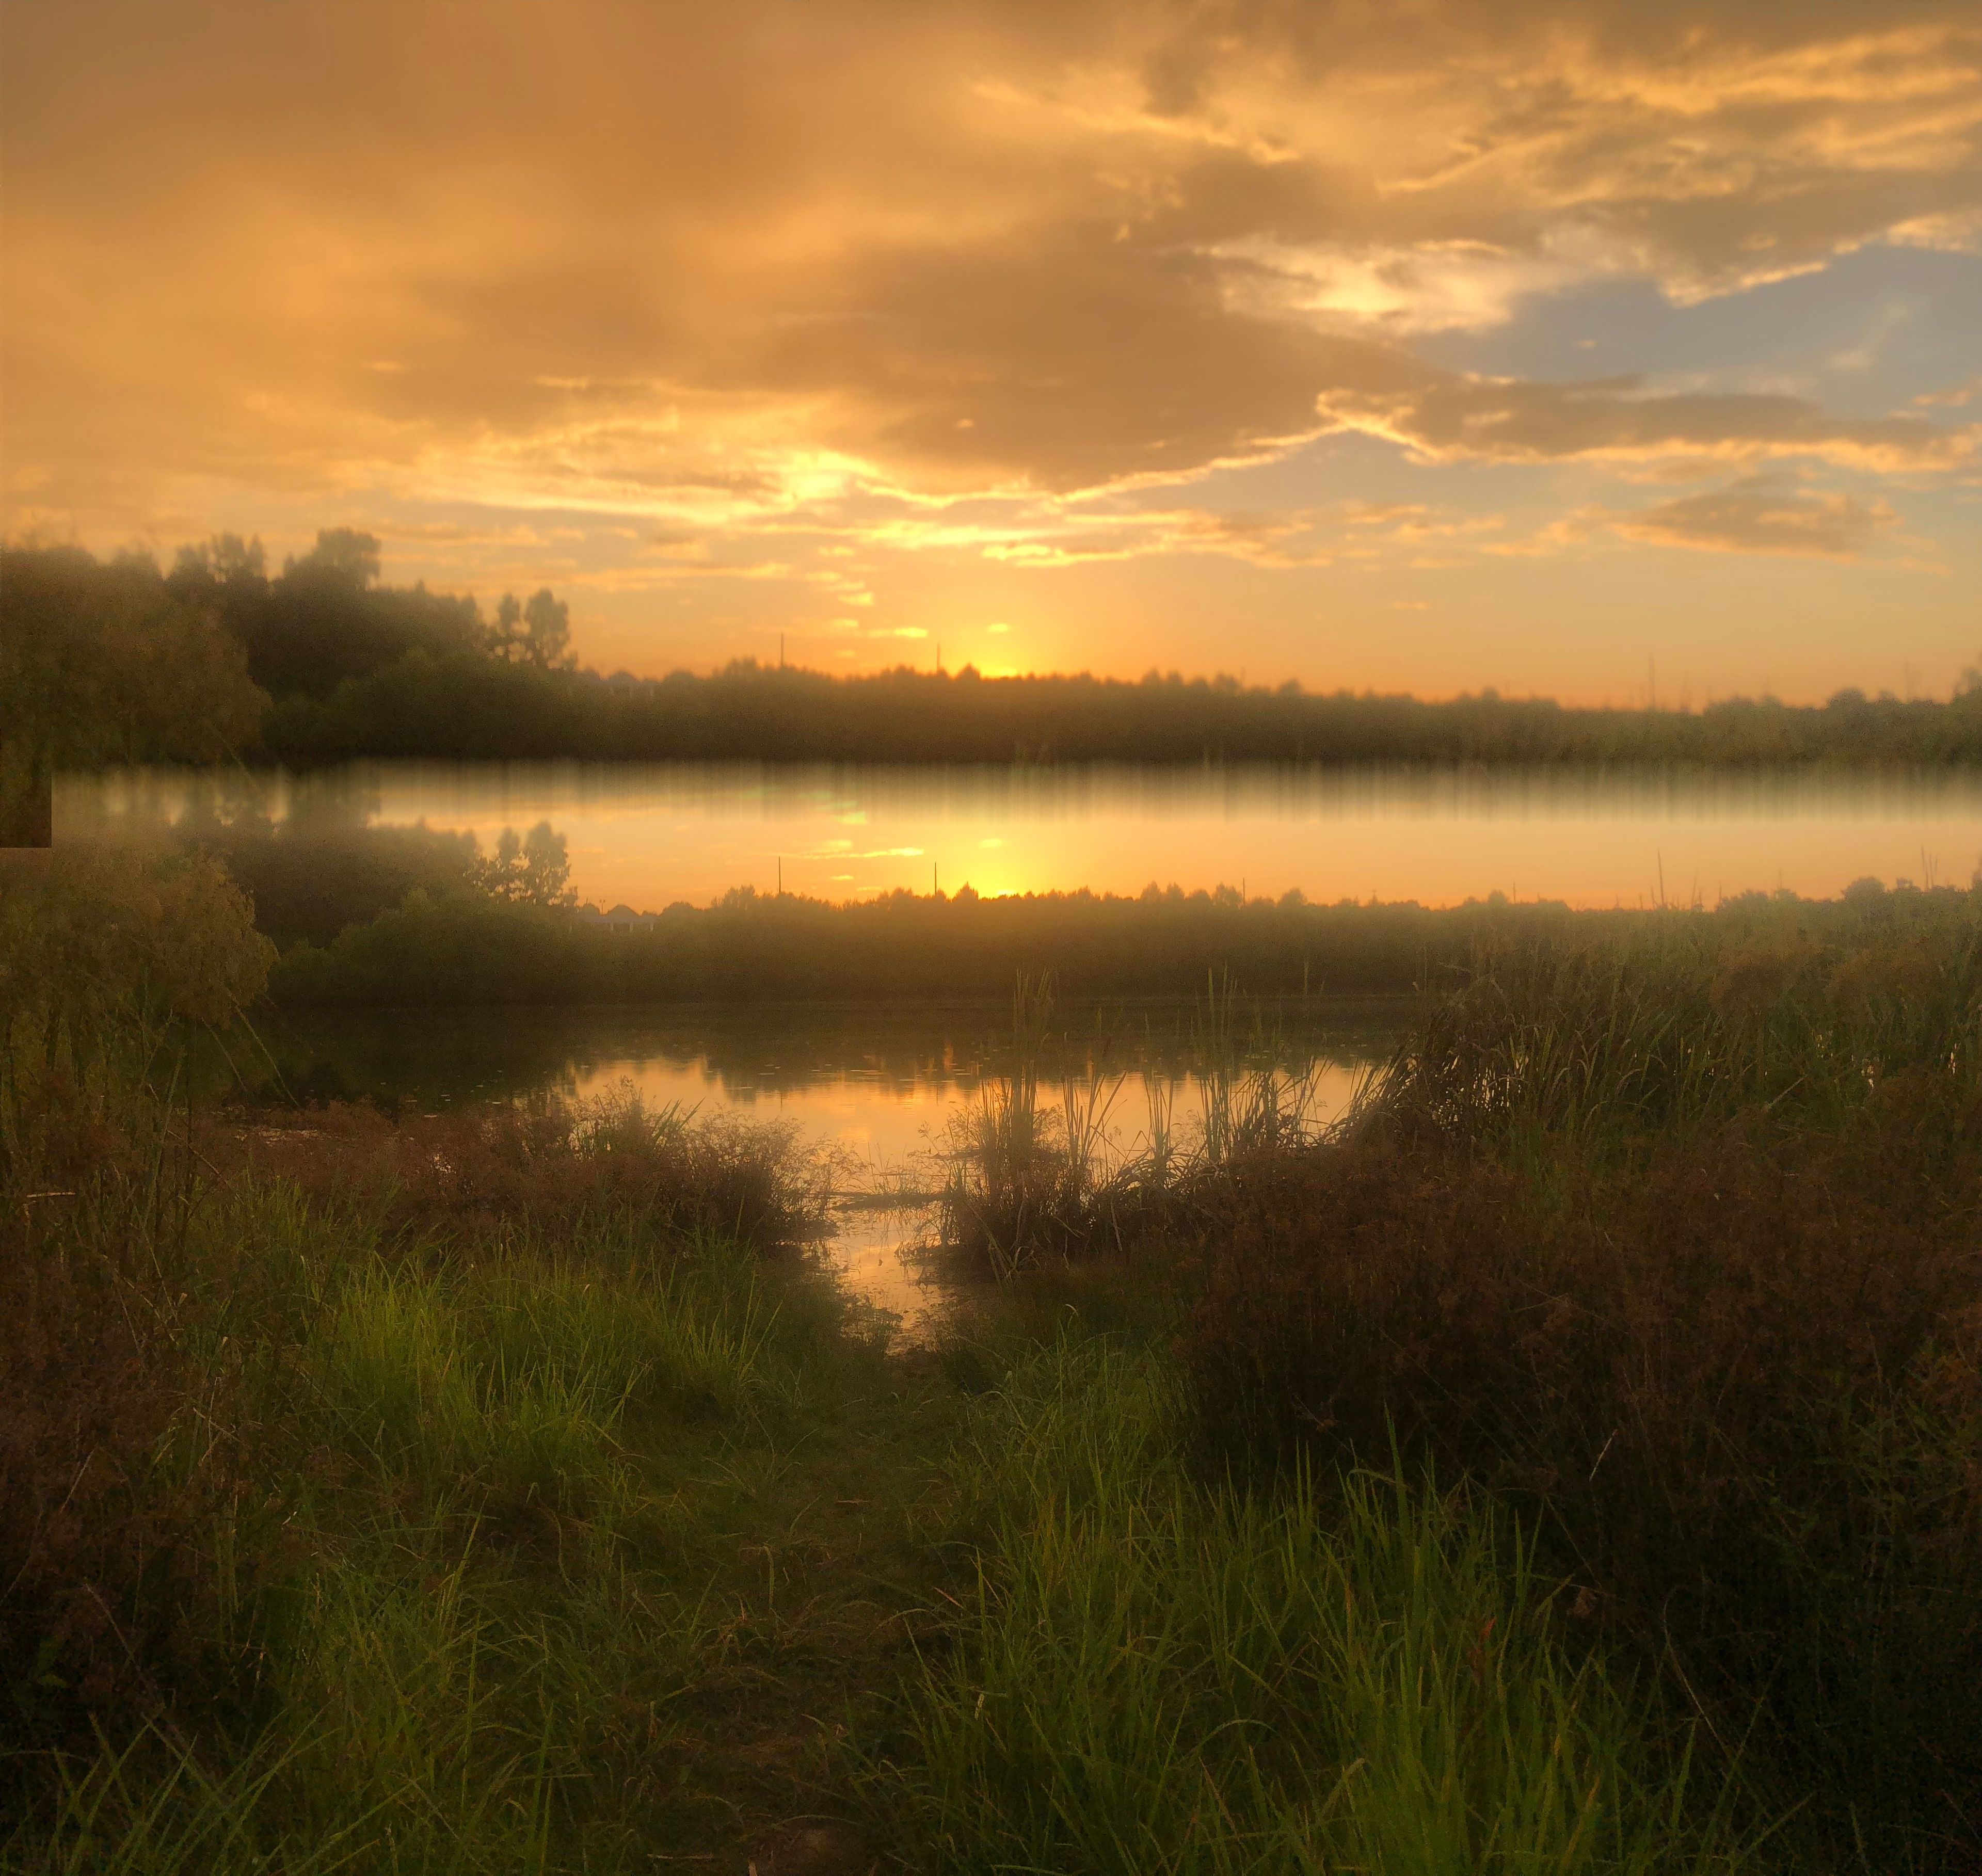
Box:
[265,871,1952,1008]
[9,531,1982,775]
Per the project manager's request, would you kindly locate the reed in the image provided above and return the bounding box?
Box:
[1187,913,1982,1869]
[939,971,1334,1273]
[1361,903,1982,1157]
[938,974,1114,1275]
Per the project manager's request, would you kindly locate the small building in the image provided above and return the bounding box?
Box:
[572,902,661,933]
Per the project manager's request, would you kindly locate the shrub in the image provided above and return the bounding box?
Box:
[1184,1045,1982,1864]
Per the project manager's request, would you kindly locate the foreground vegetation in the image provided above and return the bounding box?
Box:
[12,534,1982,779]
[4,846,1978,1871]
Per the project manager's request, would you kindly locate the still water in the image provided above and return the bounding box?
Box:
[63,760,1982,910]
[251,1000,1400,1337]
[63,758,1982,1329]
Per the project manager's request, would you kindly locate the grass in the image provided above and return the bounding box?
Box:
[7,846,1979,1872]
[936,971,1335,1274]
[5,1175,939,1871]
[878,1337,1752,1876]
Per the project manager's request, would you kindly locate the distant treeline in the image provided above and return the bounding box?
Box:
[10,532,1982,771]
[267,874,1955,1008]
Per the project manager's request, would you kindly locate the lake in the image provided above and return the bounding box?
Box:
[62,759,1982,910]
[61,757,1982,1331]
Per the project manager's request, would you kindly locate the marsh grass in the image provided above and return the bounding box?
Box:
[938,972,1330,1274]
[1,853,926,1868]
[12,848,1973,1872]
[4,1164,924,1873]
[228,1080,838,1254]
[1364,896,1982,1157]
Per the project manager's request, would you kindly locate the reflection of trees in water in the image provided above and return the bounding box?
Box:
[245,1001,1401,1112]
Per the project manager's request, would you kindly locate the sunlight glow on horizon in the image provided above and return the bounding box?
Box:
[3,2,1977,702]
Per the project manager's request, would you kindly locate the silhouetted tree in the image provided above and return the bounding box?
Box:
[522,589,572,670]
[488,589,574,670]
[472,821,574,905]
[284,527,381,588]
[2,544,267,765]
[490,593,526,663]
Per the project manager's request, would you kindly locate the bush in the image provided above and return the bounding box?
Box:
[1182,955,1982,1865]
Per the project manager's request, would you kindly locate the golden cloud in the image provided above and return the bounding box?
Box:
[1612,480,1900,556]
[1316,370,1977,471]
[2,0,1976,547]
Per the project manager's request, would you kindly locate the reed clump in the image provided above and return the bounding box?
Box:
[225,1082,836,1254]
[937,971,1329,1275]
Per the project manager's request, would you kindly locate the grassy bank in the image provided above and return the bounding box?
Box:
[264,869,1978,1007]
[5,847,1977,1870]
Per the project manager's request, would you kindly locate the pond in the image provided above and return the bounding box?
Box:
[244,998,1402,1338]
[62,759,1982,910]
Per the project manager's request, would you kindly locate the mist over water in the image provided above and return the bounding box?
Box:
[62,759,1982,909]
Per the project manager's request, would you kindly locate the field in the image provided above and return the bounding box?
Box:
[3,846,1978,1873]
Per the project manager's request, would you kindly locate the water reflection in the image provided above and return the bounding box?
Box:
[60,760,1982,909]
[247,1001,1397,1337]
[252,1000,1396,1172]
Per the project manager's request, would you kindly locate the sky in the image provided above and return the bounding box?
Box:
[4,0,1980,703]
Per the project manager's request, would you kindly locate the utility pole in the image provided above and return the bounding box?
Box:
[779,633,786,670]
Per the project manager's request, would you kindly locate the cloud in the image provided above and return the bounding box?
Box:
[1611,480,1899,556]
[1,0,1975,671]
[1317,368,1976,471]
[1484,476,1905,559]
[5,0,1978,523]
[1917,374,1982,407]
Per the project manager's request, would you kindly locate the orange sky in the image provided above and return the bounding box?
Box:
[4,1,1979,700]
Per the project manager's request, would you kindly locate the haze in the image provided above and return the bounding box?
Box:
[4,0,1979,700]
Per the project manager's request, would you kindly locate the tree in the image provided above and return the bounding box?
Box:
[284,527,380,588]
[172,532,268,592]
[490,593,525,663]
[472,821,574,905]
[488,589,573,669]
[1,544,268,766]
[522,589,573,670]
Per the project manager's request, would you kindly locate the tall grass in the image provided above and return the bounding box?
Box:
[5,1178,873,1872]
[1187,909,1982,1869]
[2,847,886,1869]
[1364,901,1982,1155]
[939,972,1330,1272]
[884,1337,1751,1875]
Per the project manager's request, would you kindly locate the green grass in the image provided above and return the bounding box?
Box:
[7,1158,1773,1875]
[21,847,1968,1871]
[4,1166,946,1872]
[876,1336,1754,1876]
